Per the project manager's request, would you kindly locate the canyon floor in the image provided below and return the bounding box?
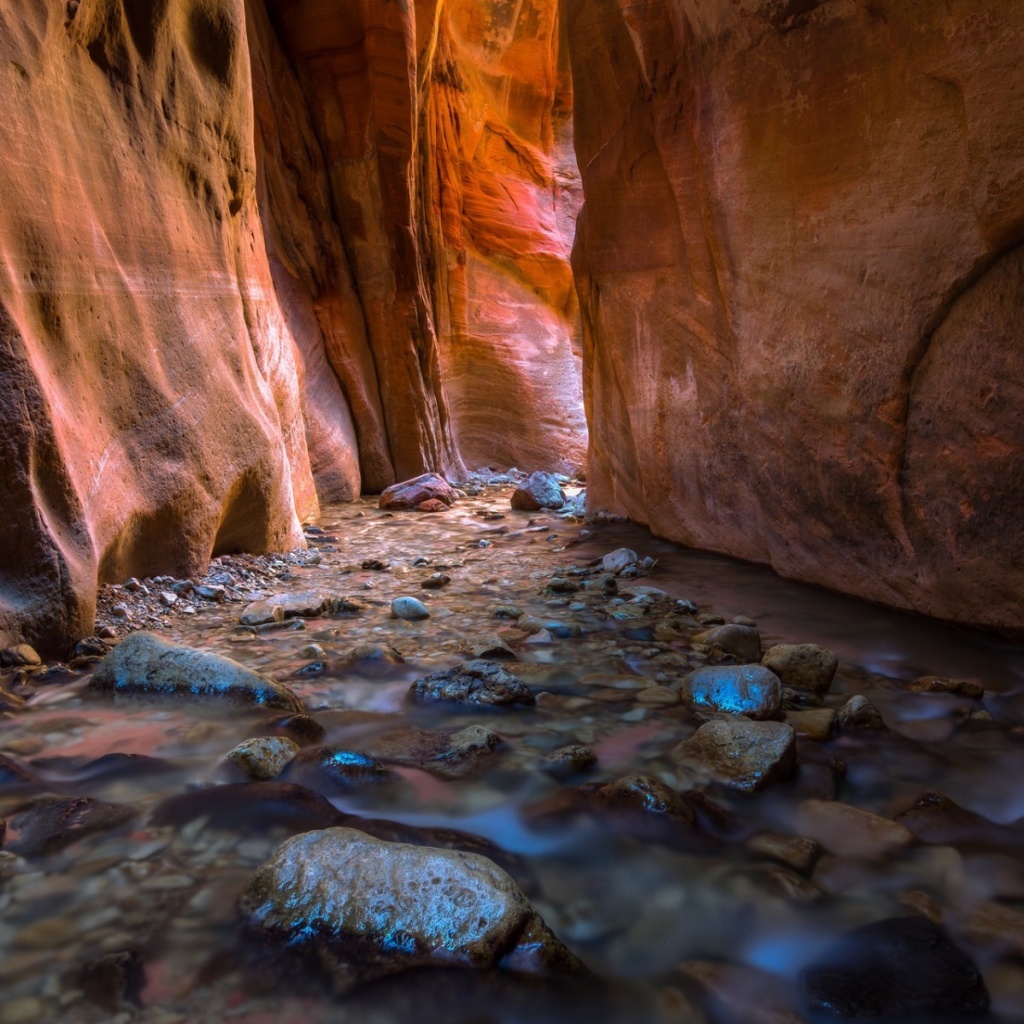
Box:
[1,477,1024,1023]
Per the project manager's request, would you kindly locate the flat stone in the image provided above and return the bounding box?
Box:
[909,675,985,700]
[365,725,503,779]
[89,632,303,711]
[238,827,582,990]
[785,708,836,741]
[410,660,535,708]
[285,747,389,792]
[636,685,681,706]
[801,917,988,1020]
[379,473,458,510]
[796,799,915,859]
[746,832,821,873]
[672,720,796,792]
[4,796,136,857]
[510,471,566,511]
[226,736,300,780]
[392,596,431,621]
[761,644,838,696]
[694,624,762,662]
[240,591,326,626]
[680,665,782,720]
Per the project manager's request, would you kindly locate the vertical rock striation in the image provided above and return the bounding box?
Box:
[566,0,1024,634]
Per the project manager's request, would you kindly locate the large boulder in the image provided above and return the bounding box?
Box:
[379,474,458,511]
[510,472,567,511]
[89,632,303,711]
[238,827,584,989]
[680,665,782,720]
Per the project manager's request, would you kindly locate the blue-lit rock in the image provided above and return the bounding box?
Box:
[89,632,303,711]
[238,827,584,989]
[680,665,782,720]
[409,660,535,708]
[671,720,796,793]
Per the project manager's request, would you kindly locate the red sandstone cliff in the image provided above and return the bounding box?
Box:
[567,0,1024,635]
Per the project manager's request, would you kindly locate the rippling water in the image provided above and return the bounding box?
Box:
[1,485,1022,1023]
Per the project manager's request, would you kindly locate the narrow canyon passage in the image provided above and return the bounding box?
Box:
[1,0,1024,1022]
[1,481,1023,1023]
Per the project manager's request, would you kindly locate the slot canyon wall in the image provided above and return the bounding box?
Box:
[567,0,1024,636]
[0,0,584,655]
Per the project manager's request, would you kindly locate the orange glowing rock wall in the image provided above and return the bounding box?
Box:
[567,0,1024,634]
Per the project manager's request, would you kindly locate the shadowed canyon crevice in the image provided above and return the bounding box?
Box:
[1,0,1022,656]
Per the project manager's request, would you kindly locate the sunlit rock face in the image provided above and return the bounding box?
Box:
[264,0,587,477]
[0,0,317,654]
[567,0,1024,634]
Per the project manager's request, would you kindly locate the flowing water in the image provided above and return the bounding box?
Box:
[2,485,1023,1023]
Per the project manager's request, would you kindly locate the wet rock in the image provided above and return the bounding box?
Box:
[337,643,406,676]
[361,558,391,571]
[0,644,42,668]
[421,572,451,590]
[636,685,681,706]
[680,665,782,720]
[417,498,450,512]
[74,637,110,659]
[195,584,227,602]
[546,577,580,595]
[510,472,566,511]
[37,751,174,784]
[672,720,796,792]
[392,596,431,621]
[78,950,145,1013]
[797,800,915,859]
[785,708,836,742]
[695,624,762,663]
[238,827,583,989]
[240,592,327,625]
[595,775,695,827]
[542,745,597,777]
[365,725,503,779]
[761,644,838,697]
[961,901,1024,960]
[226,737,300,780]
[801,917,988,1020]
[89,632,304,712]
[379,473,458,510]
[602,548,639,574]
[262,713,326,747]
[747,832,821,873]
[285,748,389,793]
[3,796,136,856]
[894,791,1024,848]
[837,695,886,730]
[410,660,535,708]
[679,960,804,1024]
[909,675,985,700]
[458,634,516,660]
[492,605,524,620]
[150,782,344,835]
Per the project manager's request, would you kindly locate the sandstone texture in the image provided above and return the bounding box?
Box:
[566,0,1024,635]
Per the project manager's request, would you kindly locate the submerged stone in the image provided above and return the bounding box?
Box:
[801,916,988,1020]
[238,827,583,990]
[4,796,136,857]
[680,665,782,720]
[409,660,535,708]
[89,632,304,711]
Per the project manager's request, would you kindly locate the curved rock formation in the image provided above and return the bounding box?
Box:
[567,0,1024,634]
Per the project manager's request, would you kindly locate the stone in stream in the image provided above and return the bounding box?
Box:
[238,827,583,990]
[391,596,431,621]
[364,725,504,779]
[417,498,449,513]
[284,747,389,793]
[837,694,886,730]
[909,675,985,700]
[601,548,638,574]
[694,624,762,663]
[595,775,695,828]
[672,720,796,792]
[337,643,406,676]
[89,632,304,712]
[680,665,782,720]
[0,644,42,668]
[801,916,989,1020]
[3,796,136,857]
[410,660,535,708]
[895,790,1024,848]
[262,713,326,747]
[510,471,566,511]
[420,572,451,590]
[796,799,915,859]
[78,950,146,1014]
[678,960,804,1024]
[379,473,458,510]
[240,592,327,626]
[0,753,37,785]
[761,644,838,696]
[226,737,300,780]
[542,745,597,778]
